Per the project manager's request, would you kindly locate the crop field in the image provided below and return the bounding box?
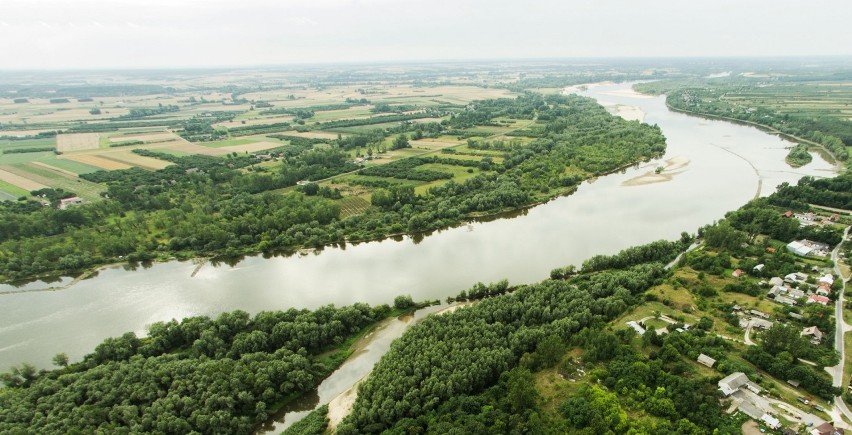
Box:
[0,167,48,191]
[108,131,180,144]
[61,154,133,170]
[720,82,852,121]
[337,195,372,218]
[56,133,100,151]
[105,151,173,170]
[219,141,283,154]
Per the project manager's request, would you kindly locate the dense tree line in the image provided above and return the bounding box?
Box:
[769,172,852,210]
[338,248,670,433]
[0,303,396,434]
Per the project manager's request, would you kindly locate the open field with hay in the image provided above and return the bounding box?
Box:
[56,133,100,151]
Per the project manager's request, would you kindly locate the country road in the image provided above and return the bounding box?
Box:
[827,225,851,424]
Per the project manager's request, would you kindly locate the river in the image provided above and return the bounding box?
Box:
[0,82,836,380]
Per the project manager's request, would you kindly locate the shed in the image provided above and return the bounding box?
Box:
[697,354,716,367]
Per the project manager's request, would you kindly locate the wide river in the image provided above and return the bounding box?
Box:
[0,82,836,374]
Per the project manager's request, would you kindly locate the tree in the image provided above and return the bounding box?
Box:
[391,134,410,150]
[52,352,69,367]
[393,295,414,310]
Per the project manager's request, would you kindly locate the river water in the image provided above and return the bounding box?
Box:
[0,83,836,378]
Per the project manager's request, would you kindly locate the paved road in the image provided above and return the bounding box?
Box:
[827,226,851,425]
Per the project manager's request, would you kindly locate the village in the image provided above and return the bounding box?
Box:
[619,205,851,434]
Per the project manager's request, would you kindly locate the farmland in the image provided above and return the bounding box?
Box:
[0,65,670,282]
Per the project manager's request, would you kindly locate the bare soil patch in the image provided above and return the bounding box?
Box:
[0,167,48,190]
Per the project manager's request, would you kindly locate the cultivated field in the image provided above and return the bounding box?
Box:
[0,167,48,191]
[56,133,100,152]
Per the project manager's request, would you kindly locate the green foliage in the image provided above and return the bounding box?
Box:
[340,253,668,433]
[0,303,392,434]
[282,405,329,435]
[786,143,813,167]
[1,147,55,154]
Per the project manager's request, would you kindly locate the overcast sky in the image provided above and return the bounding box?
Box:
[2,0,850,69]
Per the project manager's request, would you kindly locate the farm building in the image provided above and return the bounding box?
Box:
[697,354,716,367]
[801,326,823,344]
[787,241,813,256]
[760,414,781,430]
[58,196,84,210]
[719,372,749,396]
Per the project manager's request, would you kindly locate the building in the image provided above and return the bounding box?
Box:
[817,283,832,297]
[753,264,765,273]
[789,312,804,320]
[807,294,830,306]
[752,318,774,330]
[750,309,770,319]
[769,277,784,287]
[58,196,84,210]
[761,414,781,430]
[789,289,805,299]
[810,422,845,435]
[626,321,646,335]
[818,274,835,286]
[697,354,716,367]
[783,210,793,218]
[801,326,824,344]
[732,269,745,278]
[787,241,813,257]
[719,372,749,396]
[775,296,797,306]
[830,213,841,221]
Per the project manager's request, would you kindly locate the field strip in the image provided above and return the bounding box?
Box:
[102,152,172,170]
[56,133,100,152]
[30,161,79,178]
[219,141,283,154]
[109,132,178,143]
[62,154,133,170]
[0,167,48,191]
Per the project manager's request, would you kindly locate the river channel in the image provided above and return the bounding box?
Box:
[0,82,836,381]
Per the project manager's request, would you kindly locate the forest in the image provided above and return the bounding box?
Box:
[0,302,411,434]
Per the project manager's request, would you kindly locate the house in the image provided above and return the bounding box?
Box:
[818,274,834,286]
[719,372,750,396]
[802,326,824,344]
[752,318,774,330]
[811,422,845,435]
[750,309,770,319]
[789,288,805,299]
[769,277,784,287]
[58,196,83,210]
[697,354,716,367]
[817,283,832,297]
[761,414,781,430]
[753,264,765,273]
[732,269,745,278]
[766,246,777,253]
[807,294,830,306]
[783,210,793,218]
[789,312,804,320]
[775,296,797,306]
[830,213,841,222]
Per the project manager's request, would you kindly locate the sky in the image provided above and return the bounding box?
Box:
[2,0,851,69]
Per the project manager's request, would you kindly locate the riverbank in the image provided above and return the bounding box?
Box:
[664,102,847,172]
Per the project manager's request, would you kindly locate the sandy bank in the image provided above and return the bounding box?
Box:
[622,156,690,186]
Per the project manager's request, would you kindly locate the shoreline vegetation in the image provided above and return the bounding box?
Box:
[0,93,666,286]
